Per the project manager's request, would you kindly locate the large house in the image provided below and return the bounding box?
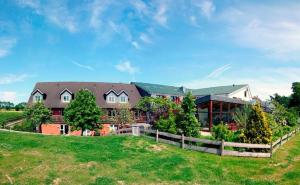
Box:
[28,81,252,135]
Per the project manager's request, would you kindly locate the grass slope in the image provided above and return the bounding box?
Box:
[0,131,299,185]
[0,111,24,124]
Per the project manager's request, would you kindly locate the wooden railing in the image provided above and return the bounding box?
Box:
[117,127,300,158]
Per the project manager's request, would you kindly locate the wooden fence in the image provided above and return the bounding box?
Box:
[117,127,300,158]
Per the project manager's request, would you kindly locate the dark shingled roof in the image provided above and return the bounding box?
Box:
[132,82,248,96]
[28,82,141,109]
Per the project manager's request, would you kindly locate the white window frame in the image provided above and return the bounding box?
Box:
[119,93,128,103]
[107,93,117,103]
[33,92,43,103]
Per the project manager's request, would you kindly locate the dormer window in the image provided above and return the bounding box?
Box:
[60,89,73,103]
[119,93,128,103]
[32,89,44,103]
[107,93,117,103]
[34,94,42,102]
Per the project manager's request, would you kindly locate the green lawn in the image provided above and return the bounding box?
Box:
[0,111,24,124]
[0,131,299,185]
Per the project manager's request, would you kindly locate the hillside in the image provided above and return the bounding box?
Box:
[0,131,299,185]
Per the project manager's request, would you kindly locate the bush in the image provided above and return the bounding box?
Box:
[285,111,298,127]
[212,123,233,141]
[12,120,35,132]
[155,113,177,134]
[240,103,272,145]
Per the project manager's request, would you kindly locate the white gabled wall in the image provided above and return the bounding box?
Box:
[61,91,72,103]
[33,92,43,103]
[228,86,252,101]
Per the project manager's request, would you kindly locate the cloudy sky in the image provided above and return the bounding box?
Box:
[1,0,300,103]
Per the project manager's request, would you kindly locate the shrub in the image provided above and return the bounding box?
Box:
[285,110,298,127]
[12,120,35,132]
[240,103,272,145]
[212,123,233,141]
[155,113,177,134]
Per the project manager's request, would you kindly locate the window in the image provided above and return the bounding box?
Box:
[34,95,42,102]
[107,93,116,103]
[244,91,247,98]
[171,96,177,101]
[63,95,70,102]
[134,110,141,119]
[108,110,117,117]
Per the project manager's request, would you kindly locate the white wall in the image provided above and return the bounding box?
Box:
[61,91,72,103]
[33,92,42,103]
[229,86,252,101]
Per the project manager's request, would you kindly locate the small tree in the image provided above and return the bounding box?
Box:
[240,103,272,145]
[114,104,134,129]
[233,104,252,129]
[24,102,52,132]
[15,102,27,111]
[64,89,104,136]
[177,92,200,137]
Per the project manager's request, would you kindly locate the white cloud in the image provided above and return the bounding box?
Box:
[206,64,231,78]
[139,33,152,44]
[154,1,168,26]
[0,74,28,85]
[0,37,17,58]
[72,61,94,71]
[0,91,17,102]
[131,41,140,49]
[221,3,300,59]
[115,60,139,75]
[193,0,215,18]
[17,1,78,33]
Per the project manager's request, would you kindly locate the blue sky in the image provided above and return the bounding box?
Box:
[1,0,300,103]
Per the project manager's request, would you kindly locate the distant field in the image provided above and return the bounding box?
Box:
[0,131,299,185]
[0,111,24,124]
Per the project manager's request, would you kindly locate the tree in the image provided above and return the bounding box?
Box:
[233,104,252,129]
[240,103,272,145]
[24,102,52,132]
[137,96,178,124]
[290,82,300,110]
[177,92,200,137]
[15,102,27,111]
[270,93,290,108]
[0,101,14,110]
[64,89,104,136]
[113,104,134,129]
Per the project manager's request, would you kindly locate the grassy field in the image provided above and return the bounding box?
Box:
[0,111,24,124]
[0,131,299,185]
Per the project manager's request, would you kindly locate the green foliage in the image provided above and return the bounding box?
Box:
[177,92,200,137]
[12,120,36,132]
[15,102,27,111]
[240,103,272,144]
[0,101,14,110]
[113,104,134,127]
[137,96,179,124]
[266,113,283,140]
[24,102,52,132]
[290,82,300,109]
[233,104,252,129]
[64,89,104,135]
[0,111,25,124]
[155,113,177,134]
[212,123,233,141]
[270,93,290,108]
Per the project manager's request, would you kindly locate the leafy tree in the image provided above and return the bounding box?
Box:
[270,93,290,108]
[15,102,27,111]
[177,92,200,137]
[232,104,252,129]
[64,89,104,136]
[0,101,14,110]
[24,102,52,132]
[240,103,272,145]
[137,96,178,124]
[290,82,300,109]
[113,104,134,129]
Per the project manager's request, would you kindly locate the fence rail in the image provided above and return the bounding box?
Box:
[117,126,300,158]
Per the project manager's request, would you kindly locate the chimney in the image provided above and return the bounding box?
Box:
[180,86,187,93]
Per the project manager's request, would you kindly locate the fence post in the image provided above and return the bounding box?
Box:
[156,129,159,142]
[181,134,185,149]
[220,140,225,156]
[280,136,283,146]
[270,142,273,158]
